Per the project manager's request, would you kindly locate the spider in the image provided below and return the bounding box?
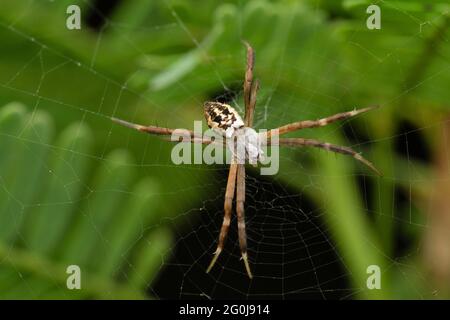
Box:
[112,43,381,279]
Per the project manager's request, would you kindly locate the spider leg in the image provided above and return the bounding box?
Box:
[275,138,382,176]
[266,105,379,138]
[206,162,238,274]
[162,136,217,145]
[246,80,259,127]
[111,117,199,139]
[243,41,254,115]
[242,41,259,127]
[236,164,253,278]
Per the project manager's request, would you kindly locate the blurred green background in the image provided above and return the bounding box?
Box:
[0,0,449,299]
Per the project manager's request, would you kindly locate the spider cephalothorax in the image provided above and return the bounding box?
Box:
[112,43,381,279]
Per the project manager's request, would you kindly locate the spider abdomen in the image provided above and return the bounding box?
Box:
[204,102,244,138]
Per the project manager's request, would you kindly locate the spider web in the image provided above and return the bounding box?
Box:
[0,0,448,300]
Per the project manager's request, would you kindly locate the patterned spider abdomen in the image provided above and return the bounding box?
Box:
[204,102,244,138]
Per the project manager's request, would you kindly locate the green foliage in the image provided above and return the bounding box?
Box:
[0,0,448,299]
[0,103,172,299]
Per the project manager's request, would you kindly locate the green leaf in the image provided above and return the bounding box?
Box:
[23,121,93,254]
[0,103,173,299]
[0,109,54,242]
[95,178,160,277]
[61,149,135,267]
[129,228,173,290]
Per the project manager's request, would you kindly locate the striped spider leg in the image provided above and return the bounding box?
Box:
[205,42,258,278]
[263,106,382,176]
[111,42,381,280]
